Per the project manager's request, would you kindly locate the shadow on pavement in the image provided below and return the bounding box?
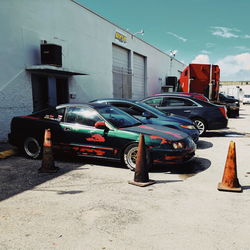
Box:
[150,157,211,179]
[0,155,89,202]
[196,140,213,149]
[204,131,246,138]
[0,149,131,202]
[242,185,250,191]
[55,153,123,169]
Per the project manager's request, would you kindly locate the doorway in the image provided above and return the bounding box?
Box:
[31,75,69,112]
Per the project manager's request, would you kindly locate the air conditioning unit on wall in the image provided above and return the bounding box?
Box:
[40,43,62,67]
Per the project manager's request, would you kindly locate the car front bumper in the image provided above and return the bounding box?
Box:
[150,140,196,165]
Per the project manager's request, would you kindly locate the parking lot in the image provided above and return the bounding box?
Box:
[1,105,250,250]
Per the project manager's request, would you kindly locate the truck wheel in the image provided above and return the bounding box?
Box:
[123,143,138,171]
[23,137,42,159]
[193,118,206,136]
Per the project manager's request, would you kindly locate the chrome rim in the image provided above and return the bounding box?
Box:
[194,120,205,135]
[125,147,138,170]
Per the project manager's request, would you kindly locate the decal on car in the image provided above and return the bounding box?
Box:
[86,134,105,142]
[149,135,168,144]
[79,148,106,156]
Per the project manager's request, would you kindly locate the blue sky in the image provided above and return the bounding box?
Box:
[76,0,250,81]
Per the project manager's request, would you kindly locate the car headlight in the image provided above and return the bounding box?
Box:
[180,124,196,130]
[172,142,184,149]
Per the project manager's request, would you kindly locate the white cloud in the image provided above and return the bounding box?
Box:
[243,34,250,39]
[167,32,187,42]
[192,54,210,64]
[216,53,250,80]
[211,26,239,38]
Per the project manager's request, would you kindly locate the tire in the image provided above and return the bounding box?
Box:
[123,143,152,171]
[193,118,207,136]
[23,137,42,159]
[123,143,138,171]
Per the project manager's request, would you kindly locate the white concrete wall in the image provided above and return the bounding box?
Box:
[0,0,185,141]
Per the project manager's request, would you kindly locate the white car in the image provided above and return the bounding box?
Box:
[242,94,250,105]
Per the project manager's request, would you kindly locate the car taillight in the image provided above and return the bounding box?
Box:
[219,106,228,119]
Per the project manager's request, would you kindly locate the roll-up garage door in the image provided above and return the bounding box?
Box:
[133,53,145,99]
[112,44,132,98]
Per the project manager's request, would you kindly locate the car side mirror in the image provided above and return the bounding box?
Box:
[142,112,153,119]
[94,121,108,130]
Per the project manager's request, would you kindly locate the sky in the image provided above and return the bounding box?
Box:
[76,0,250,81]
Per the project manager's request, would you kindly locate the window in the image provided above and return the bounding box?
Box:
[95,106,140,128]
[114,103,146,116]
[144,98,163,107]
[44,108,65,121]
[162,97,196,107]
[65,107,102,127]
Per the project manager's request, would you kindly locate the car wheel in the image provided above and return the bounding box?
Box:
[123,143,138,171]
[23,137,42,159]
[193,118,206,136]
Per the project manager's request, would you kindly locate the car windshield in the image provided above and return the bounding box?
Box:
[96,105,141,128]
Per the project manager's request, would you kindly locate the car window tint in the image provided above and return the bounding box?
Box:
[163,97,196,107]
[113,103,144,116]
[96,106,141,128]
[44,108,65,121]
[129,106,145,116]
[66,107,102,126]
[144,98,163,106]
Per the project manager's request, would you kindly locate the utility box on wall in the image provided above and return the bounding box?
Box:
[40,43,62,67]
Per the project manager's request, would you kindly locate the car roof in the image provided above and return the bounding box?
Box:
[142,94,214,106]
[144,93,198,100]
[151,92,209,100]
[56,103,111,109]
[90,98,136,103]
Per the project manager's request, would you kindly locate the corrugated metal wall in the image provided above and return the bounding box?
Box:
[132,53,145,99]
[112,44,132,98]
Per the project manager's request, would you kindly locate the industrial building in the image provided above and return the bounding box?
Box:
[220,81,250,100]
[0,0,185,141]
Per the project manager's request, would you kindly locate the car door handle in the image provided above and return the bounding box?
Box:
[184,110,191,113]
[64,127,72,131]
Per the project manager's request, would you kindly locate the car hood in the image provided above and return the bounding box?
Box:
[160,113,193,124]
[121,124,188,141]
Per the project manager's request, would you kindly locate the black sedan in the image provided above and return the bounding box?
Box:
[141,94,228,135]
[90,98,200,142]
[9,103,196,170]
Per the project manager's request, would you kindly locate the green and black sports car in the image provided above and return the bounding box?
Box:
[8,103,196,170]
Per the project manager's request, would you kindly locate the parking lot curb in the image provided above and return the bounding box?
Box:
[0,149,17,159]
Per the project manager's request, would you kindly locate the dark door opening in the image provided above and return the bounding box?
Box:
[56,78,69,105]
[31,75,69,112]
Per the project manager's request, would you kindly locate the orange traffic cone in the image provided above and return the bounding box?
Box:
[218,141,242,192]
[38,129,59,173]
[128,134,155,187]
